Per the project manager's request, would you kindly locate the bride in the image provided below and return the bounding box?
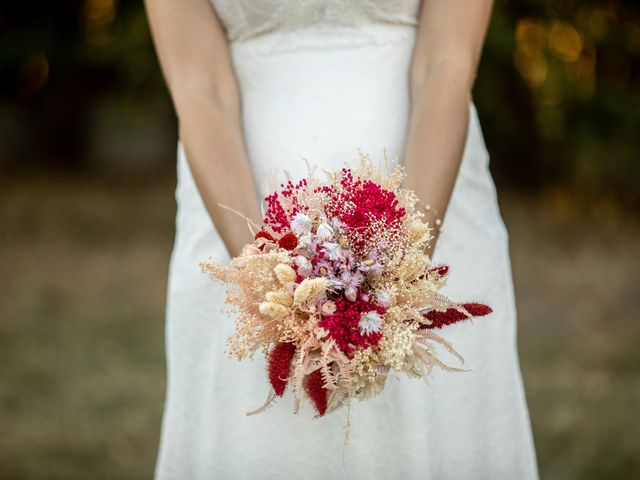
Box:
[146,0,539,478]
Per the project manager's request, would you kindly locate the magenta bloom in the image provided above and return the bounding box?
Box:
[320,169,406,253]
[318,296,385,357]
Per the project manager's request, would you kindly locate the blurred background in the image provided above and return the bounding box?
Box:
[1,0,639,478]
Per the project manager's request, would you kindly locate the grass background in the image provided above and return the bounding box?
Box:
[0,176,638,479]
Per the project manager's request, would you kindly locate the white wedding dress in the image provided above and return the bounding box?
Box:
[155,1,539,479]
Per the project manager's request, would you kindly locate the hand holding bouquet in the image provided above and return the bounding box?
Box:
[201,152,491,417]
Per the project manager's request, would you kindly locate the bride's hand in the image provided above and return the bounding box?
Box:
[220,202,263,258]
[404,0,493,259]
[146,0,261,259]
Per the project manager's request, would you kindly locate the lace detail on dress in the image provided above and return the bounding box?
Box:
[210,0,421,42]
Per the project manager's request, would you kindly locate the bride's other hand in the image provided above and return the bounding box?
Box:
[404,0,494,257]
[145,0,261,257]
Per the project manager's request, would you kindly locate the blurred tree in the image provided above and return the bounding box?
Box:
[0,0,638,205]
[0,0,174,172]
[476,0,640,206]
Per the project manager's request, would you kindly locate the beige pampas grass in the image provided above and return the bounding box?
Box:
[409,220,432,244]
[293,277,328,304]
[258,301,290,319]
[274,264,296,284]
[266,291,293,306]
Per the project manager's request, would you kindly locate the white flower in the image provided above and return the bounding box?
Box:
[290,212,313,235]
[358,311,384,336]
[321,300,336,315]
[322,241,343,261]
[315,222,334,242]
[297,232,313,248]
[293,255,312,277]
[376,291,391,308]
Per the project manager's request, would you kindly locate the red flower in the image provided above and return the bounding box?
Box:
[419,265,450,281]
[277,232,298,251]
[429,265,449,277]
[318,296,384,357]
[255,229,275,242]
[263,179,308,233]
[319,168,406,254]
[304,369,329,416]
[268,342,296,396]
[420,302,492,329]
[254,229,275,251]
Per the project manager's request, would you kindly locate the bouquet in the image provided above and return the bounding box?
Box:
[201,152,492,417]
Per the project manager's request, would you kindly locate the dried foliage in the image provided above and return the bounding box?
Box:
[201,152,491,417]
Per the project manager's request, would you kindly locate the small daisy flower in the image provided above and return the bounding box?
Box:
[293,255,313,277]
[291,212,312,236]
[322,241,344,261]
[358,310,384,336]
[376,291,391,308]
[321,300,337,315]
[316,222,334,242]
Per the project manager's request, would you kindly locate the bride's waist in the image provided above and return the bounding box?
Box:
[229,23,416,109]
[230,22,416,56]
[228,25,417,182]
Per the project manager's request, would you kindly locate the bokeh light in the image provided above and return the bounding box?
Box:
[549,21,583,63]
[18,53,49,96]
[82,0,117,33]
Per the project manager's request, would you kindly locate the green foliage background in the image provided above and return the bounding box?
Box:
[1,0,638,205]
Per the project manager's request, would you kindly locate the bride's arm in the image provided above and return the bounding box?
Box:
[404,0,494,255]
[145,0,260,257]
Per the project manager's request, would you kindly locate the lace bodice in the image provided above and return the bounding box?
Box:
[210,0,421,42]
